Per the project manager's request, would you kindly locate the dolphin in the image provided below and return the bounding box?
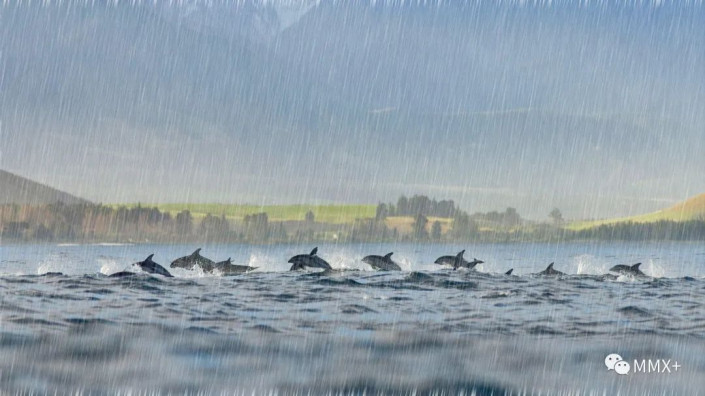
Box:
[434,250,483,270]
[134,254,173,277]
[536,262,564,276]
[362,252,402,271]
[170,248,216,272]
[212,257,256,275]
[609,263,647,277]
[288,247,332,271]
[504,268,514,275]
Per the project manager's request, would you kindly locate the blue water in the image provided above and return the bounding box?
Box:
[1,242,704,394]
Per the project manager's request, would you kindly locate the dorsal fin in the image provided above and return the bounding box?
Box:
[384,252,393,260]
[191,248,201,257]
[547,262,554,270]
[146,254,154,261]
[310,247,318,256]
[505,268,513,275]
[456,250,465,258]
[631,263,642,270]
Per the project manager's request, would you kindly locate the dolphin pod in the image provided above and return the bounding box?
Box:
[170,249,256,274]
[109,247,652,279]
[433,250,483,270]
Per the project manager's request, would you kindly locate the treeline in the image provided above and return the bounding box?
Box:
[0,203,304,243]
[2,203,191,243]
[375,195,459,219]
[570,220,705,241]
[2,201,705,243]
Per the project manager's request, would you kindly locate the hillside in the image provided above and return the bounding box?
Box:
[0,170,88,205]
[570,192,705,230]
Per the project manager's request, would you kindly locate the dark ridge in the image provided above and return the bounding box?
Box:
[315,278,363,287]
[617,306,653,318]
[404,272,435,283]
[527,325,563,336]
[0,169,89,205]
[39,272,65,277]
[184,326,218,334]
[436,280,478,290]
[251,324,280,333]
[65,318,115,326]
[340,304,378,314]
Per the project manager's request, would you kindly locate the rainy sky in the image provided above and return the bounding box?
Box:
[1,0,704,219]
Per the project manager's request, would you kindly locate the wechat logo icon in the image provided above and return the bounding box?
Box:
[605,353,630,375]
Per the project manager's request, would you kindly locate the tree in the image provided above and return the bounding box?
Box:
[412,214,428,240]
[200,213,229,241]
[503,207,522,227]
[549,208,564,226]
[397,195,409,216]
[244,212,269,242]
[305,210,315,223]
[375,203,389,221]
[431,220,442,240]
[450,212,478,240]
[175,210,193,236]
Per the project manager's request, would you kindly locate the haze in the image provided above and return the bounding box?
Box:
[1,1,704,219]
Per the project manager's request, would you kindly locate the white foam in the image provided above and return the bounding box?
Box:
[573,254,609,275]
[98,258,126,275]
[324,250,364,271]
[643,259,667,278]
[396,255,414,271]
[248,253,284,272]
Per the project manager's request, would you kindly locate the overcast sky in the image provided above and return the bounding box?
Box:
[1,1,704,219]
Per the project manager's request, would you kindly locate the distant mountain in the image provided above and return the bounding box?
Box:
[0,170,88,205]
[1,3,704,218]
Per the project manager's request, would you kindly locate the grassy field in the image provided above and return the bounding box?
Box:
[109,203,377,224]
[568,192,705,230]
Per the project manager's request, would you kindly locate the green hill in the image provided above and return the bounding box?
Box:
[570,192,705,230]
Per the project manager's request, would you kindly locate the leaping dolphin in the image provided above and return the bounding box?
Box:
[536,262,564,276]
[134,254,173,277]
[170,248,216,272]
[288,247,332,271]
[434,250,483,270]
[362,252,402,271]
[213,257,256,275]
[609,263,647,277]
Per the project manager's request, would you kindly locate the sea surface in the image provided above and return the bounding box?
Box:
[1,242,704,394]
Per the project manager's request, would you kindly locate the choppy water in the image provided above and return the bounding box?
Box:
[1,242,704,394]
